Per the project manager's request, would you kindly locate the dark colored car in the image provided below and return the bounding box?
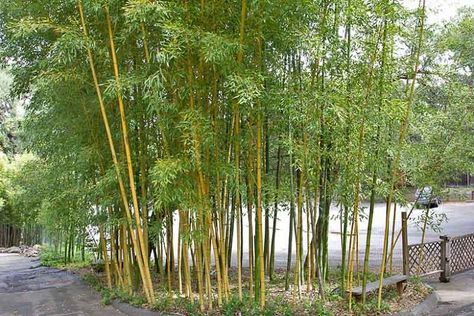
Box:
[415,187,441,209]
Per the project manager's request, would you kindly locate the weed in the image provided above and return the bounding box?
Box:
[81,272,102,291]
[100,289,112,305]
[352,296,391,316]
[40,245,92,269]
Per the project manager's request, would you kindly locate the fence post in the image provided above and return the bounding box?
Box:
[402,211,409,276]
[439,235,451,283]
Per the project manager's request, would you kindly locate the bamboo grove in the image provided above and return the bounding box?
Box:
[1,0,473,313]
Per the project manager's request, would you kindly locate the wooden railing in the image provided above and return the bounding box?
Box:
[402,211,474,282]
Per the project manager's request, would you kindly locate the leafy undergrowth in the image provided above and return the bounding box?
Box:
[78,266,431,316]
[40,246,93,270]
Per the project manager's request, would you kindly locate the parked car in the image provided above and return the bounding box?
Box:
[415,186,441,209]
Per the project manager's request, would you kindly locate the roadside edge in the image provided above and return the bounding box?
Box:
[392,290,439,316]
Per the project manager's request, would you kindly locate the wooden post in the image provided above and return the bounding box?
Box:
[439,235,451,283]
[401,211,409,276]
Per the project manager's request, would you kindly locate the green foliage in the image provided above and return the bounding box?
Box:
[100,289,112,306]
[151,296,175,313]
[82,272,148,307]
[0,0,470,313]
[40,245,92,269]
[352,296,391,316]
[115,289,147,307]
[218,294,333,316]
[301,299,333,316]
[0,69,21,155]
[0,152,37,228]
[438,8,474,72]
[404,8,474,191]
[174,297,200,315]
[413,208,448,233]
[39,246,64,267]
[220,295,257,316]
[81,272,102,292]
[408,275,427,294]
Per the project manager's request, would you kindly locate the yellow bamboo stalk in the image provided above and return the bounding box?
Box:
[77,0,153,302]
[99,226,112,289]
[177,212,183,295]
[166,223,172,295]
[306,187,312,292]
[138,121,149,260]
[110,226,124,288]
[377,0,426,308]
[185,49,208,310]
[246,132,255,297]
[347,22,383,312]
[234,0,247,301]
[78,100,114,290]
[121,224,133,292]
[140,23,151,64]
[256,104,265,308]
[103,5,155,300]
[207,214,223,306]
[294,168,304,297]
[181,211,193,298]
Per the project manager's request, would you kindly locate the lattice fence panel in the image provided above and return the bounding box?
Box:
[451,233,474,274]
[407,241,441,275]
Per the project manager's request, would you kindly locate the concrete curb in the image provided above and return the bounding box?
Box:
[111,299,182,316]
[391,291,439,316]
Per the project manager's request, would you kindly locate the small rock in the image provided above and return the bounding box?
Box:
[26,250,39,257]
[6,246,21,254]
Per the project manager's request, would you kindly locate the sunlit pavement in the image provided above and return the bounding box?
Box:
[429,269,474,316]
[224,201,474,269]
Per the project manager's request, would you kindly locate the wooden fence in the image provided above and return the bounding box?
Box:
[402,211,474,282]
[406,240,442,276]
[450,233,474,274]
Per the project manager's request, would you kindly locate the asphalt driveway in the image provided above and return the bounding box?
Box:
[0,253,122,316]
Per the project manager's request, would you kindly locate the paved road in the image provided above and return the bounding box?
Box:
[224,201,474,268]
[430,269,474,316]
[0,254,122,316]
